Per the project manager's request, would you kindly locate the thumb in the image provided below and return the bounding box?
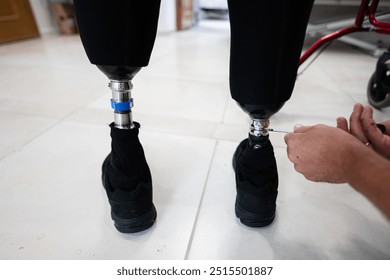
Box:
[293,124,311,133]
[336,117,349,132]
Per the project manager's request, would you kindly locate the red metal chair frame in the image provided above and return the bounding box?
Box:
[300,0,390,65]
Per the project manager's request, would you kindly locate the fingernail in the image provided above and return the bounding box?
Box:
[294,124,303,129]
[293,124,303,132]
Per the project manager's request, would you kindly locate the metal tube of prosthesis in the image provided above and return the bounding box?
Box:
[109,80,134,129]
[249,119,270,149]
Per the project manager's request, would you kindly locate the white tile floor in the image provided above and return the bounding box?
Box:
[1,19,390,260]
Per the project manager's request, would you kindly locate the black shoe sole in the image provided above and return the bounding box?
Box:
[233,139,276,227]
[235,200,275,227]
[111,204,157,233]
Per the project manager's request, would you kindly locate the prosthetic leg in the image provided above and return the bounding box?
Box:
[228,0,314,227]
[73,0,161,233]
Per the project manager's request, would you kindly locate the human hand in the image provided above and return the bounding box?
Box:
[284,124,366,183]
[336,103,390,159]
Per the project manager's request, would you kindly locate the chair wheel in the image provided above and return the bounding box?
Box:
[367,71,390,109]
[367,52,390,109]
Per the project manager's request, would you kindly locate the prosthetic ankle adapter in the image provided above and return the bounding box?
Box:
[238,103,284,149]
[98,65,141,130]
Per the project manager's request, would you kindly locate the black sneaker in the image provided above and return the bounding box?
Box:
[101,122,157,233]
[233,138,278,227]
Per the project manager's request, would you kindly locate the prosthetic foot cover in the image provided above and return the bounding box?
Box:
[102,122,156,233]
[233,138,278,227]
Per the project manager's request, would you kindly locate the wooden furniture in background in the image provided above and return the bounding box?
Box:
[0,0,39,44]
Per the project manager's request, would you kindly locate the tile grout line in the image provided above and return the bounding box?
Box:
[219,92,232,125]
[0,121,62,161]
[0,106,84,161]
[184,140,218,260]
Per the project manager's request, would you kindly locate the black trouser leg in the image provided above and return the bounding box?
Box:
[74,0,160,67]
[228,0,314,118]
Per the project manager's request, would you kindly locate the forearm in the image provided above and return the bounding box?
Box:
[347,148,390,220]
